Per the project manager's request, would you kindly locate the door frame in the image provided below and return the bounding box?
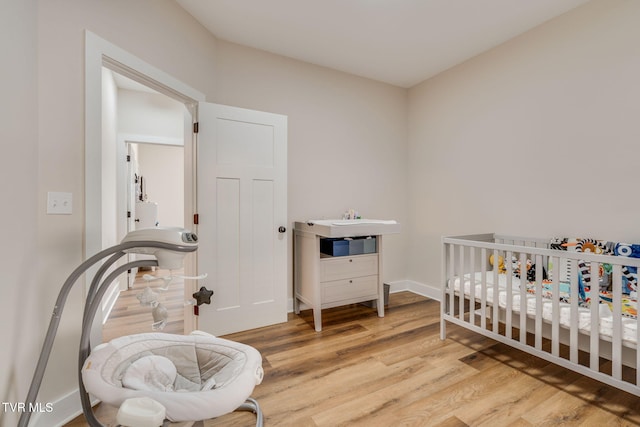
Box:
[84,31,205,337]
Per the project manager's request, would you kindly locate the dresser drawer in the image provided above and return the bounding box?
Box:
[322,275,378,304]
[320,254,378,282]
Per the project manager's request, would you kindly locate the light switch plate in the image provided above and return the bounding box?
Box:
[47,192,73,215]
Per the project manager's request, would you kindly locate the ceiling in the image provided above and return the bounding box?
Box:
[176,0,591,88]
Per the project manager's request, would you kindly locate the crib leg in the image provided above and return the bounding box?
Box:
[237,397,264,427]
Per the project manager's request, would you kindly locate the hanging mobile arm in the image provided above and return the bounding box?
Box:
[18,235,197,427]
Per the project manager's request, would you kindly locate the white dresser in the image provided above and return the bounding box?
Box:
[293,220,400,331]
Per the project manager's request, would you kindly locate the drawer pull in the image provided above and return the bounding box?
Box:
[349,259,353,262]
[349,280,353,283]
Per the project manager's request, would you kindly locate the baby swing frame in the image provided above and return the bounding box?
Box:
[19,233,263,427]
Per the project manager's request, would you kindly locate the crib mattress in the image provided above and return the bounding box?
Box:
[449,273,639,346]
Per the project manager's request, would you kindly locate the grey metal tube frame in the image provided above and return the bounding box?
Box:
[18,240,196,427]
[80,258,160,426]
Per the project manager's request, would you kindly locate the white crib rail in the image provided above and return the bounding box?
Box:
[441,233,640,397]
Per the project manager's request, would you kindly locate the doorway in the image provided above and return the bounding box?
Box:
[102,69,188,340]
[85,31,205,344]
[86,31,289,342]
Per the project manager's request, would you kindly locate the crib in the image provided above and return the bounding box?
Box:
[441,233,640,397]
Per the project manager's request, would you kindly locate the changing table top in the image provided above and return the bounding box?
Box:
[294,219,401,238]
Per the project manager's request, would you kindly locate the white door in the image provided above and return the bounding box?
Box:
[196,102,288,335]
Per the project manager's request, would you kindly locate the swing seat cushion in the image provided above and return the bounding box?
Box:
[82,331,263,422]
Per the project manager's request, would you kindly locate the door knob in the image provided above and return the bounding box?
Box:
[278,226,286,233]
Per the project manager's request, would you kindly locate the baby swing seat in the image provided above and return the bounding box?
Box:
[18,229,266,427]
[82,331,264,422]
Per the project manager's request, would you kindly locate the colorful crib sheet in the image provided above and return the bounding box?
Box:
[514,237,640,319]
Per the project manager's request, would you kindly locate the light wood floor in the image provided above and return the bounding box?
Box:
[68,292,640,426]
[102,268,185,343]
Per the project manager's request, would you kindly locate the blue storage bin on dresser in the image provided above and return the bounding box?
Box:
[348,236,377,255]
[320,238,349,257]
[362,236,376,253]
[348,238,364,255]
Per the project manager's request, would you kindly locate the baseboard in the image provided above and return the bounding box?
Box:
[30,389,98,427]
[102,280,121,325]
[386,279,441,301]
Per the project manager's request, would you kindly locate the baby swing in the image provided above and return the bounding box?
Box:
[18,227,264,427]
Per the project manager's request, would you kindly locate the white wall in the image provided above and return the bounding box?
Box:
[136,144,184,228]
[0,1,39,425]
[214,40,410,291]
[407,0,640,290]
[118,90,185,140]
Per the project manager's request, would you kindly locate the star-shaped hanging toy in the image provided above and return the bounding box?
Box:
[192,286,214,306]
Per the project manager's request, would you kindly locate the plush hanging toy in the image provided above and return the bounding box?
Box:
[510,255,548,282]
[511,255,527,278]
[489,254,506,274]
